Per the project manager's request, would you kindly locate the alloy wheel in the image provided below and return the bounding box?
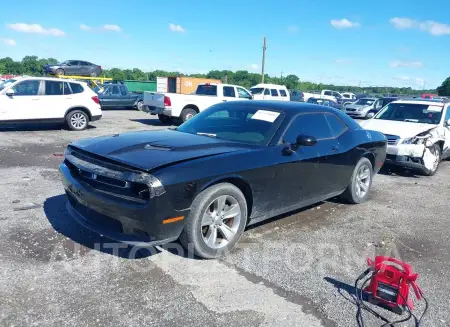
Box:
[70,113,87,130]
[201,195,242,249]
[355,164,371,199]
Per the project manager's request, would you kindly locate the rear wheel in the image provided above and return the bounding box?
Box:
[90,71,98,77]
[158,114,172,124]
[136,100,144,111]
[55,68,64,76]
[66,110,89,131]
[340,157,373,204]
[180,108,197,123]
[179,183,248,259]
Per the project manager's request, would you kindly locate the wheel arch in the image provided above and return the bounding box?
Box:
[64,106,92,120]
[200,176,254,220]
[182,104,200,113]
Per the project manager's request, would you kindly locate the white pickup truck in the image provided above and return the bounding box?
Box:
[301,89,343,103]
[143,83,253,123]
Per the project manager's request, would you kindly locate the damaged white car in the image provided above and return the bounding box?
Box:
[360,99,450,176]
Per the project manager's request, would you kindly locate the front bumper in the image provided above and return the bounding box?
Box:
[142,106,172,117]
[59,162,187,246]
[385,144,428,173]
[345,110,367,118]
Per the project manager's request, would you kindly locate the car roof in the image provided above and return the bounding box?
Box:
[392,98,446,106]
[19,76,86,85]
[252,84,287,88]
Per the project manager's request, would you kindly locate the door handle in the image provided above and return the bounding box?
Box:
[65,98,72,100]
[331,145,339,152]
[31,98,40,101]
[222,100,227,102]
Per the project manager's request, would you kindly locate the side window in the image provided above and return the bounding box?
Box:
[45,81,64,95]
[69,61,79,66]
[223,86,236,98]
[79,61,90,66]
[270,89,279,96]
[237,87,252,99]
[111,86,120,95]
[343,94,350,99]
[12,80,40,96]
[325,114,348,137]
[264,88,270,95]
[63,82,71,94]
[324,90,332,96]
[279,89,287,97]
[69,83,84,94]
[119,86,128,96]
[283,113,332,143]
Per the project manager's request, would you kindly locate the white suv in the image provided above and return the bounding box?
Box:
[0,76,102,130]
[361,98,450,176]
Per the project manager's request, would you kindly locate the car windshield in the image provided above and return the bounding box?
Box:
[176,104,284,145]
[195,84,217,96]
[375,103,443,124]
[355,98,375,105]
[249,88,264,95]
[307,98,324,104]
[0,79,17,91]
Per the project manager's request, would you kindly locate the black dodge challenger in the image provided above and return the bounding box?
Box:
[60,101,387,259]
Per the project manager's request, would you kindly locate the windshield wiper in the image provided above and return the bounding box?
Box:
[197,132,217,138]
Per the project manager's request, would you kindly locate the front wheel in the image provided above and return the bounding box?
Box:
[55,68,64,76]
[179,183,248,259]
[421,143,441,176]
[340,157,373,204]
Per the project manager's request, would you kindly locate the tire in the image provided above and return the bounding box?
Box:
[55,68,64,76]
[90,71,98,77]
[179,183,248,259]
[421,143,441,176]
[180,108,198,123]
[66,110,89,131]
[340,157,373,204]
[158,114,172,124]
[136,100,144,111]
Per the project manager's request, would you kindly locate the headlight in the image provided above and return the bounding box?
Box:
[402,136,426,145]
[130,173,166,198]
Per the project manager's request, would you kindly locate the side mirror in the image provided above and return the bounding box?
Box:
[296,134,317,147]
[5,89,15,96]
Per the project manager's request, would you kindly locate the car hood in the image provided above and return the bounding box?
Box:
[360,119,438,138]
[69,129,258,172]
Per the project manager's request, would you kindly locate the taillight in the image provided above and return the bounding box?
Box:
[98,66,102,70]
[164,96,171,107]
[91,96,100,104]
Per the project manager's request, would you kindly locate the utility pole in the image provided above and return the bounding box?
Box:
[280,71,284,80]
[261,37,267,83]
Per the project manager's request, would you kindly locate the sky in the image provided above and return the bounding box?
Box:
[0,0,449,89]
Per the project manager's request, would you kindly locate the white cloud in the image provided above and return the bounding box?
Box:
[1,38,16,46]
[6,23,65,36]
[390,17,415,29]
[169,23,185,33]
[287,25,298,33]
[80,24,91,31]
[103,24,121,32]
[330,19,360,29]
[390,60,423,68]
[390,17,450,36]
[250,64,259,71]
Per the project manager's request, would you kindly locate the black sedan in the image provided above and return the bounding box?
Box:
[59,101,387,259]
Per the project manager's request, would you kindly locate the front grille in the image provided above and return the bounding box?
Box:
[65,148,150,203]
[384,134,400,146]
[347,109,357,112]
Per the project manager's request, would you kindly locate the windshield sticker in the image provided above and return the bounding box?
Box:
[251,110,280,123]
[427,105,443,112]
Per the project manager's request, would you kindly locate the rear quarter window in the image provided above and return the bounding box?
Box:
[279,90,287,97]
[70,83,84,94]
[270,89,279,96]
[325,114,348,137]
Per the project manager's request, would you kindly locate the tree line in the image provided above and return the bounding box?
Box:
[1,55,446,96]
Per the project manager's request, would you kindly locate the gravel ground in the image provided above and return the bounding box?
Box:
[1,109,449,327]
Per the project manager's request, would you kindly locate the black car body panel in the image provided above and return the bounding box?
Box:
[59,101,387,245]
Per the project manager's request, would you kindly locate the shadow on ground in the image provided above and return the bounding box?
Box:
[130,118,177,127]
[0,123,96,132]
[44,194,159,259]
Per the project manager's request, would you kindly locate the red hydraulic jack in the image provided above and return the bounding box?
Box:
[354,256,428,327]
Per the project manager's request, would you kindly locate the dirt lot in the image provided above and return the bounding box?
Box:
[1,109,449,327]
